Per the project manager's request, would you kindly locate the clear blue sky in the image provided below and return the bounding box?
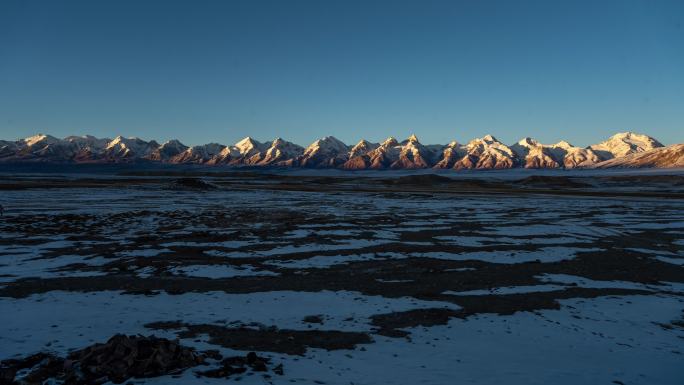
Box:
[1,0,682,146]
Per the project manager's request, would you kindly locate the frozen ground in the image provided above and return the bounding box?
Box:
[0,173,683,384]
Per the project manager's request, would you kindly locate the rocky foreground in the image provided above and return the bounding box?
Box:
[1,131,682,169]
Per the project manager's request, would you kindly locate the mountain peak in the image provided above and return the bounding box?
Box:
[351,139,376,151]
[321,136,348,147]
[517,137,539,147]
[270,137,300,149]
[611,131,637,139]
[235,136,259,146]
[163,139,184,146]
[381,137,398,147]
[589,131,664,159]
[24,134,59,147]
[307,136,348,152]
[348,139,379,159]
[552,140,573,148]
[108,135,129,145]
[234,136,265,152]
[268,137,288,148]
[3,131,676,169]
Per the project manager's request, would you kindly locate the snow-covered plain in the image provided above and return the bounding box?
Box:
[0,179,683,384]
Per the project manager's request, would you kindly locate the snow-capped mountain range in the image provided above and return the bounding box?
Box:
[0,132,681,169]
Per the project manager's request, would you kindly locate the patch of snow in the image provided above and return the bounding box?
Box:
[443,284,567,296]
[170,264,279,278]
[420,247,599,264]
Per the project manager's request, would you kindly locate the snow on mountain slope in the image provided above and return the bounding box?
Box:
[171,143,226,164]
[389,135,436,169]
[509,137,541,156]
[341,140,381,169]
[591,144,684,169]
[66,135,112,162]
[65,135,110,151]
[0,140,18,159]
[233,136,267,158]
[432,141,465,169]
[257,138,304,166]
[298,136,350,168]
[366,137,402,169]
[11,134,78,161]
[349,140,380,158]
[344,135,440,169]
[206,147,234,165]
[207,137,267,165]
[523,146,560,169]
[21,134,61,148]
[589,132,663,160]
[451,135,517,170]
[102,136,159,160]
[509,138,604,169]
[510,138,560,169]
[145,140,189,161]
[0,132,679,169]
[549,141,602,169]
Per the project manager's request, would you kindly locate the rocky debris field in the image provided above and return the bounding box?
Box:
[0,172,683,384]
[0,334,278,384]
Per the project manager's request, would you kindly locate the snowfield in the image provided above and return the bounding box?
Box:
[0,172,683,384]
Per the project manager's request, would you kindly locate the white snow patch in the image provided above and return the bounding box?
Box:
[170,264,278,278]
[0,290,458,360]
[444,284,567,296]
[420,247,598,264]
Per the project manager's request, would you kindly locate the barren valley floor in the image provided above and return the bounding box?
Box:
[1,170,683,384]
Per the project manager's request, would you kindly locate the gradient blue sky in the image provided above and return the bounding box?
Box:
[1,0,682,147]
